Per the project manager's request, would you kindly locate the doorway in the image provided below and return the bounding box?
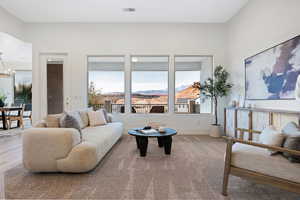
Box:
[47,60,63,114]
[39,53,70,119]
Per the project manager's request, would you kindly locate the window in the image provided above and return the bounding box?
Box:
[131,56,169,113]
[175,56,212,114]
[14,70,32,104]
[88,56,125,113]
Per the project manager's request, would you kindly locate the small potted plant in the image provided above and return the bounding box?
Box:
[0,92,7,107]
[196,65,233,137]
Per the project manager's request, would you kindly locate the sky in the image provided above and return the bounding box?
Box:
[89,71,201,94]
[15,70,32,86]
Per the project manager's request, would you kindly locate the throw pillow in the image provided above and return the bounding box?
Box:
[282,136,300,163]
[282,122,300,137]
[79,108,93,128]
[68,111,84,129]
[88,110,107,127]
[60,112,82,141]
[100,109,109,123]
[45,113,63,127]
[259,126,285,155]
[107,113,113,123]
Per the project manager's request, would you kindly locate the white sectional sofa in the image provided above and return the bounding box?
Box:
[23,114,123,173]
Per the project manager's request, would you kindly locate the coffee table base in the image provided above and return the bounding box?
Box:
[135,136,172,157]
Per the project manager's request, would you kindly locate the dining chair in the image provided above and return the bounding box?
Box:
[23,104,32,124]
[0,110,9,129]
[7,104,25,129]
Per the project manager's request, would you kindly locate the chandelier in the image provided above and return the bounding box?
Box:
[0,52,16,78]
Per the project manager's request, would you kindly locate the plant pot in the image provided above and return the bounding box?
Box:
[0,99,4,107]
[210,124,222,138]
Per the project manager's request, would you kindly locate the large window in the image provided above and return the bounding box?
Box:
[175,56,212,114]
[14,70,32,104]
[88,56,125,113]
[131,56,169,113]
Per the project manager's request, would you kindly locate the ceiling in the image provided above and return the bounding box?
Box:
[0,0,248,23]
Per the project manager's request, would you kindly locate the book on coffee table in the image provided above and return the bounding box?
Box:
[140,129,158,134]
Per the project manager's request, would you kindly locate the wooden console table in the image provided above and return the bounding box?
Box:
[224,107,300,140]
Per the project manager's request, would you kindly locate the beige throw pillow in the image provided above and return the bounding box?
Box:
[45,113,63,127]
[259,126,285,155]
[79,108,93,128]
[88,110,107,127]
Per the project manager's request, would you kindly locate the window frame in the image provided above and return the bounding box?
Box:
[86,55,126,113]
[13,69,33,104]
[130,55,170,114]
[174,55,214,115]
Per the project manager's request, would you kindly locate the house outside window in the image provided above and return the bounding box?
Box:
[88,56,125,113]
[175,56,212,114]
[131,56,169,114]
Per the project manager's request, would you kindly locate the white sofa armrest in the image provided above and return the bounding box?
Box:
[23,128,81,172]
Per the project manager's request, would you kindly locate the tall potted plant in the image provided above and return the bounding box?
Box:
[195,65,232,137]
[0,92,7,107]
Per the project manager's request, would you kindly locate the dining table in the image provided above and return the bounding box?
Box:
[0,107,23,130]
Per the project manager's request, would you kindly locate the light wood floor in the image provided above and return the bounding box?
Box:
[0,120,29,199]
[0,134,23,199]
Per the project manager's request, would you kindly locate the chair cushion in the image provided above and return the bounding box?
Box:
[231,143,300,183]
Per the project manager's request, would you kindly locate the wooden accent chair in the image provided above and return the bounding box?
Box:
[7,104,25,129]
[222,129,300,196]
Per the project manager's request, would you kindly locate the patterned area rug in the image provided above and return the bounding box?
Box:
[4,136,300,199]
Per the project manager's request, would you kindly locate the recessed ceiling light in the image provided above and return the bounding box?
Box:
[123,8,136,12]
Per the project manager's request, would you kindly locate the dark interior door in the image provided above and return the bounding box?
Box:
[47,63,63,114]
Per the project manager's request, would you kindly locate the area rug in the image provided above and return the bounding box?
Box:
[4,136,300,199]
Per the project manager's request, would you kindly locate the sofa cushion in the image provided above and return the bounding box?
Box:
[81,122,123,158]
[231,143,300,183]
[259,126,285,155]
[88,110,107,127]
[45,113,63,128]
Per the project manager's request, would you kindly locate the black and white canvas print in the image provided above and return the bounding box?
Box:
[245,35,300,100]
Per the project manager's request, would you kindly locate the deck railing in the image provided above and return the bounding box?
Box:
[90,103,199,113]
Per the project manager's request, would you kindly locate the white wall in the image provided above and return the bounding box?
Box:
[0,6,24,40]
[24,23,228,134]
[0,7,31,106]
[227,0,300,110]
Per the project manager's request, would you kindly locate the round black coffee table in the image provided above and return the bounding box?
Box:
[128,128,177,157]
